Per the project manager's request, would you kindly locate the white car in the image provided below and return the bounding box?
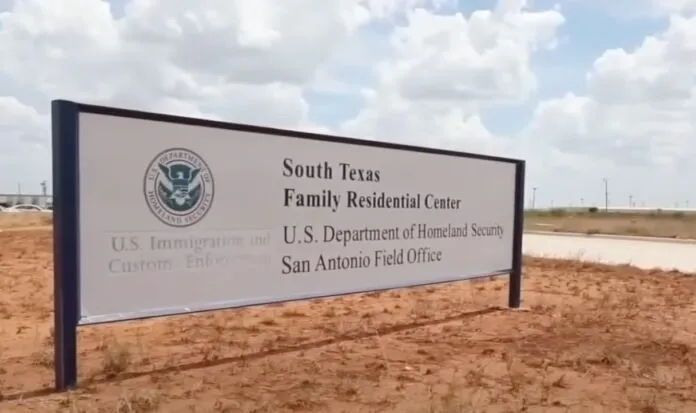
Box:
[5,204,49,213]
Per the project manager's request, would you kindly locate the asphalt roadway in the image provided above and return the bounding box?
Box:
[524,232,696,274]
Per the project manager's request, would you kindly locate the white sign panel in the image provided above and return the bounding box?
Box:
[77,112,517,324]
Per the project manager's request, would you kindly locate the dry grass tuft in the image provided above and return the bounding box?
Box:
[99,339,134,378]
[525,209,696,239]
[0,213,52,229]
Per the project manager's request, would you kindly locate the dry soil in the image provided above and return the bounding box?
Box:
[0,213,52,231]
[1,226,696,412]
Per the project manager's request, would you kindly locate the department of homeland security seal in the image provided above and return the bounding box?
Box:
[143,148,214,228]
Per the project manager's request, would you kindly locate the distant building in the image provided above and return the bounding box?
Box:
[0,193,53,208]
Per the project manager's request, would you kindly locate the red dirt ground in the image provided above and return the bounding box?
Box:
[1,227,695,412]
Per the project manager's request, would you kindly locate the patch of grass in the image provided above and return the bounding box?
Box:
[0,212,52,229]
[115,391,161,413]
[525,209,696,239]
[99,339,133,378]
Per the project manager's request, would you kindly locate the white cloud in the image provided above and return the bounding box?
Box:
[652,0,696,14]
[0,0,564,183]
[518,13,696,207]
[0,96,47,152]
[0,96,50,192]
[523,14,696,169]
[0,0,345,125]
[343,3,564,154]
[1,0,695,207]
[384,5,564,104]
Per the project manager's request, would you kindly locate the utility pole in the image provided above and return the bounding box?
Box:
[580,198,584,206]
[629,194,633,208]
[602,178,609,212]
[40,181,47,196]
[531,187,537,210]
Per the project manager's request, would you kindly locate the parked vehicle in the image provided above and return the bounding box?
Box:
[5,204,50,213]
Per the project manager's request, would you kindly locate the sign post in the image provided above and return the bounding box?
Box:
[51,99,526,391]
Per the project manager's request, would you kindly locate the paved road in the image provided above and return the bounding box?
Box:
[524,233,696,274]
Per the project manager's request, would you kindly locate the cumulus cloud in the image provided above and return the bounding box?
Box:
[0,0,563,191]
[523,14,696,169]
[343,2,565,154]
[652,0,696,14]
[0,0,340,124]
[0,96,47,153]
[0,96,50,191]
[1,0,694,206]
[517,12,696,207]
